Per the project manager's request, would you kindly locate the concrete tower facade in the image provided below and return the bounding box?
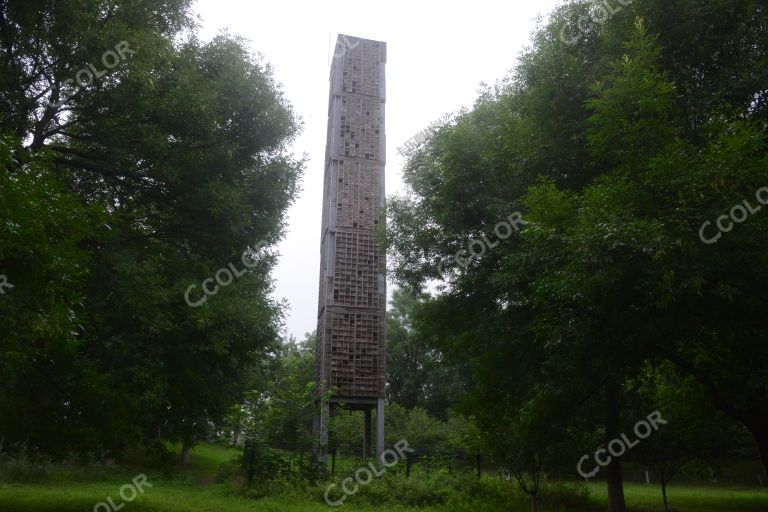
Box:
[315,34,386,463]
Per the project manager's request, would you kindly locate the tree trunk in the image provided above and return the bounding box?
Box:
[661,481,669,512]
[530,492,539,512]
[606,459,626,512]
[605,383,627,512]
[180,439,191,465]
[743,415,768,476]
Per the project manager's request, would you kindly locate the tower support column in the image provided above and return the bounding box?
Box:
[364,408,372,459]
[316,400,329,466]
[376,398,385,463]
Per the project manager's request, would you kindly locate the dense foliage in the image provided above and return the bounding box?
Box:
[387,2,768,511]
[0,0,302,457]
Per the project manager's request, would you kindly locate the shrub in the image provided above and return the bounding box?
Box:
[306,468,590,511]
[0,447,119,483]
[0,451,51,483]
[539,481,590,509]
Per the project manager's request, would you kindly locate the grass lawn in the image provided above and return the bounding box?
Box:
[0,482,413,512]
[586,482,768,512]
[0,444,766,511]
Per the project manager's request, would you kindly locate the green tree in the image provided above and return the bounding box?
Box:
[388,4,768,511]
[386,288,469,418]
[0,135,112,456]
[626,365,738,512]
[265,336,316,462]
[0,0,302,457]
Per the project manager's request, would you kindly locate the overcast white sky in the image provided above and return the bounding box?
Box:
[193,0,562,340]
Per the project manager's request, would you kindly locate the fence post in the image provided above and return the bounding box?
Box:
[299,452,304,478]
[476,454,482,479]
[406,451,413,478]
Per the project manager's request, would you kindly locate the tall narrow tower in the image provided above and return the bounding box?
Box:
[315,34,386,463]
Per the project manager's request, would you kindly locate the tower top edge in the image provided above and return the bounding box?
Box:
[336,34,387,48]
